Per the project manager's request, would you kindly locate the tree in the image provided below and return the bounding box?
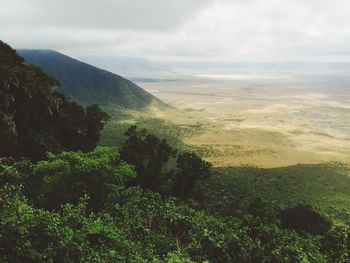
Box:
[52,93,109,152]
[173,152,211,200]
[85,103,110,151]
[121,126,176,192]
[0,40,109,160]
[0,41,60,159]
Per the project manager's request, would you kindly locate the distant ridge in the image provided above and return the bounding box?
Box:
[18,49,159,108]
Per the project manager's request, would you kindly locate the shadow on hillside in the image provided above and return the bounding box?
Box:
[195,162,350,223]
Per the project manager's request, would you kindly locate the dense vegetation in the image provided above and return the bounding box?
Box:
[1,41,350,262]
[18,49,159,107]
[0,41,109,161]
[196,165,350,224]
[1,147,350,262]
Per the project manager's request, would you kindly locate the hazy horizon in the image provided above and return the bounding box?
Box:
[3,0,350,62]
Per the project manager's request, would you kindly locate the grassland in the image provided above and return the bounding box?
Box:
[137,74,350,168]
[99,72,350,223]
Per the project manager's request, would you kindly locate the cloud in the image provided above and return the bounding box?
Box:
[0,0,212,30]
[1,0,350,61]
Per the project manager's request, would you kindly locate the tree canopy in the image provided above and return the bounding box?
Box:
[0,147,339,263]
[0,41,109,160]
[173,152,212,200]
[121,125,177,192]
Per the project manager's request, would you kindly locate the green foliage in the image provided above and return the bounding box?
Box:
[196,164,350,223]
[0,41,59,159]
[25,147,135,211]
[173,152,212,199]
[0,147,348,262]
[162,251,194,263]
[121,125,177,192]
[0,186,149,262]
[322,224,350,262]
[52,92,110,153]
[121,126,213,200]
[86,104,110,150]
[0,41,109,160]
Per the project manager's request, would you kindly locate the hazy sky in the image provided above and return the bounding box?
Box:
[1,0,350,61]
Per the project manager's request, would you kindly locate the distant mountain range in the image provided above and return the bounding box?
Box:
[18,49,159,108]
[77,55,169,74]
[78,55,350,74]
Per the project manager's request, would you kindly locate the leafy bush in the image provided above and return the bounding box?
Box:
[0,186,155,262]
[23,147,135,211]
[0,147,337,262]
[322,224,350,262]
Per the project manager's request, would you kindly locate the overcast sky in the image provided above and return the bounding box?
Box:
[1,0,350,61]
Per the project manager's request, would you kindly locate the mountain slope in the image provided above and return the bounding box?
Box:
[18,49,158,108]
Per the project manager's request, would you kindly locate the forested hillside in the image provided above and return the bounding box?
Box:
[0,42,109,160]
[18,49,158,107]
[1,41,350,262]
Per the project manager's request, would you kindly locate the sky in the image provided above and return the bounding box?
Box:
[1,0,350,61]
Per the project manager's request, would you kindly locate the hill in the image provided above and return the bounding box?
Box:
[17,49,158,108]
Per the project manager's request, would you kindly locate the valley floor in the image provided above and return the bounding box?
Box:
[99,71,350,223]
[137,74,350,168]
